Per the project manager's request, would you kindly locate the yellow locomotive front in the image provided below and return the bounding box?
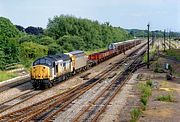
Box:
[31,57,53,89]
[31,65,50,80]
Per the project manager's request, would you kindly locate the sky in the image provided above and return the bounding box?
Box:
[0,0,180,31]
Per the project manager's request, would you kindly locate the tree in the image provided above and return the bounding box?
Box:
[0,48,6,70]
[0,17,21,38]
[0,17,21,68]
[45,15,131,51]
[48,43,63,55]
[38,36,55,45]
[25,26,44,35]
[16,25,25,32]
[3,38,20,64]
[20,42,48,67]
[57,35,85,51]
[18,35,37,44]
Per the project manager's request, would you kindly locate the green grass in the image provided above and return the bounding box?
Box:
[165,49,180,61]
[130,108,142,122]
[0,71,17,82]
[156,94,174,102]
[138,80,152,110]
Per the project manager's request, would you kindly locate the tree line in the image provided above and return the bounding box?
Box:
[0,15,132,70]
[127,29,180,38]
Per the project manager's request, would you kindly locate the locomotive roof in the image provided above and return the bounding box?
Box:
[47,53,70,61]
[33,53,70,66]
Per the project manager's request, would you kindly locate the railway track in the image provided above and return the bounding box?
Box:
[44,45,146,122]
[0,78,30,93]
[0,90,43,114]
[0,42,146,122]
[0,54,128,122]
[72,47,145,122]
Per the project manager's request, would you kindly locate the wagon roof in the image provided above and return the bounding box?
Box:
[68,50,84,55]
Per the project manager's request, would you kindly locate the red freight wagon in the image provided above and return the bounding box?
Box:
[88,49,114,63]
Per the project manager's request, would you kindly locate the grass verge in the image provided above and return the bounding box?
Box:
[130,80,153,122]
[0,71,17,82]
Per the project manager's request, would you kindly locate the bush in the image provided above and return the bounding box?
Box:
[130,108,142,122]
[138,83,152,97]
[156,94,174,102]
[140,95,148,106]
[146,80,153,87]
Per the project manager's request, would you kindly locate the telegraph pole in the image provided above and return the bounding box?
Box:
[164,29,166,51]
[147,24,150,69]
[169,30,171,49]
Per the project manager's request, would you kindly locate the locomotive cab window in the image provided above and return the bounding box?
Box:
[40,59,46,64]
[46,60,51,66]
[33,60,40,66]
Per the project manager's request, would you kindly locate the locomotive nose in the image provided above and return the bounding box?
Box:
[31,65,50,80]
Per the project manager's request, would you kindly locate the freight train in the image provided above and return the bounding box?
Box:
[31,39,142,89]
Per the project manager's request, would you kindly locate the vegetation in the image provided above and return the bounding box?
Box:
[165,49,180,61]
[153,61,164,73]
[25,26,43,35]
[20,42,48,68]
[130,108,142,122]
[156,94,174,102]
[138,80,152,110]
[130,80,153,122]
[0,15,132,71]
[127,29,180,38]
[0,17,21,70]
[46,15,131,51]
[0,71,17,82]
